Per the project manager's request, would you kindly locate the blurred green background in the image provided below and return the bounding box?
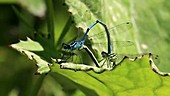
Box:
[0,4,39,96]
[0,1,70,96]
[0,0,170,96]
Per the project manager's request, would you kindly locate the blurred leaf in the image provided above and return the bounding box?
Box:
[18,0,46,17]
[0,47,35,96]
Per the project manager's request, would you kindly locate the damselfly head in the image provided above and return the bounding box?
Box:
[101,51,109,58]
[62,43,71,49]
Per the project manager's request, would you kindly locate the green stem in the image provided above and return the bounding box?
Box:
[46,0,55,45]
[29,75,46,96]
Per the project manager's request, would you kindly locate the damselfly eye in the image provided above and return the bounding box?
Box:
[62,43,70,49]
[101,51,108,58]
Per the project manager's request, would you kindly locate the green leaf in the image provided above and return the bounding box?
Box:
[10,38,50,74]
[10,0,170,95]
[130,0,170,73]
[51,64,113,96]
[51,54,170,96]
[12,37,44,51]
[55,0,170,95]
[64,0,170,72]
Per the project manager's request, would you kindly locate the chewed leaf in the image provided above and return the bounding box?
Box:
[23,50,50,74]
[52,48,170,95]
[58,53,170,77]
[59,61,112,73]
[11,37,44,51]
[151,54,160,65]
[149,53,170,76]
[10,37,50,74]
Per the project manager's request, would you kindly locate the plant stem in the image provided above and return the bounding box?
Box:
[46,0,55,45]
[29,75,46,96]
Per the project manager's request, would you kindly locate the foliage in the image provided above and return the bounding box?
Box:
[0,0,170,96]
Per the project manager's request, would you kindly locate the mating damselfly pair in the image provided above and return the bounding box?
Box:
[56,20,170,76]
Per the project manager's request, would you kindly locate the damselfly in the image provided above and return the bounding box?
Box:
[60,20,132,68]
[85,20,133,68]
